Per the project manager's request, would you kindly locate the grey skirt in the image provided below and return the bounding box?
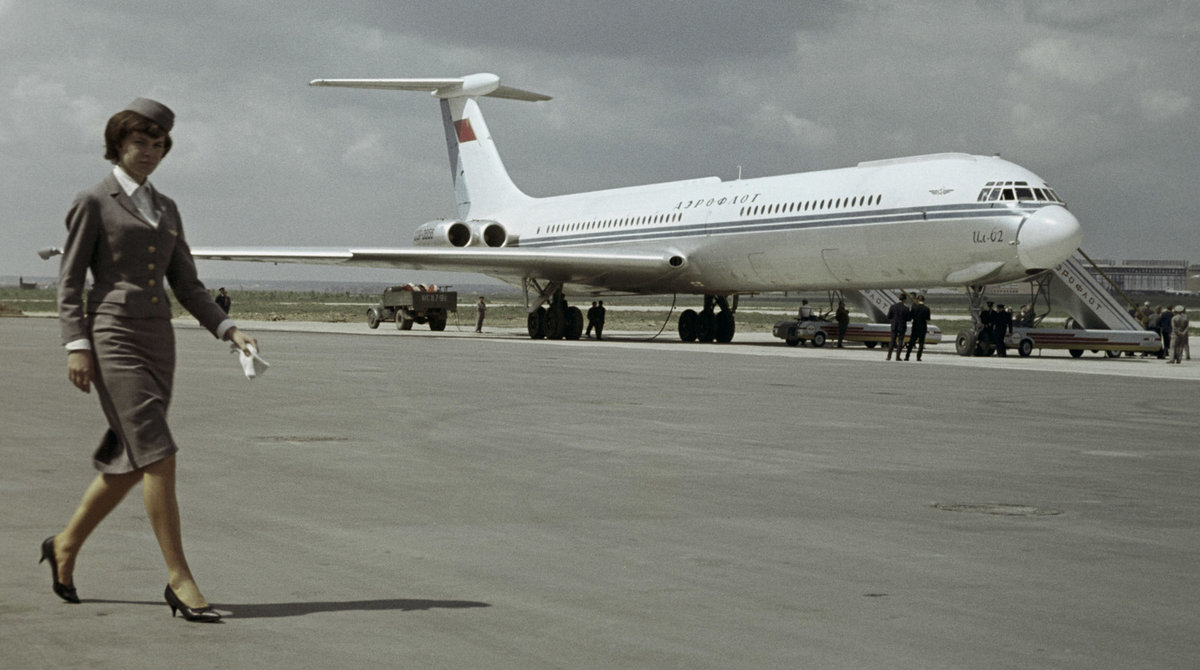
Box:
[89,313,178,473]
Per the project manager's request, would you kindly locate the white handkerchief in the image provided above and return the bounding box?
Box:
[234,343,270,379]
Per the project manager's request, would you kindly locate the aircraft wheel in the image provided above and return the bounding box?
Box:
[811,331,826,348]
[1105,350,1120,358]
[678,309,698,342]
[566,306,584,340]
[1018,339,1034,357]
[697,310,716,343]
[367,308,381,329]
[544,305,565,340]
[954,330,976,357]
[715,310,735,343]
[527,307,546,339]
[1069,348,1084,358]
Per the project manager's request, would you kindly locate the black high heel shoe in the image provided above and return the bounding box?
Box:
[164,585,222,622]
[39,536,80,604]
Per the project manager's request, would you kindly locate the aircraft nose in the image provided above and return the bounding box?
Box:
[1016,204,1082,271]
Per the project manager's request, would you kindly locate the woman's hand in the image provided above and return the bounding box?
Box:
[67,350,94,393]
[226,327,258,355]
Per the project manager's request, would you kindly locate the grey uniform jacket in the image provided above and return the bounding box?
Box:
[58,172,228,344]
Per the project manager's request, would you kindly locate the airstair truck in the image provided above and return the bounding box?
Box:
[954,251,1161,357]
[1005,253,1160,357]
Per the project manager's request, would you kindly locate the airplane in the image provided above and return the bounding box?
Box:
[193,72,1084,343]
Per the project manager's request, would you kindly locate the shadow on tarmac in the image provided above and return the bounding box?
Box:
[84,598,491,618]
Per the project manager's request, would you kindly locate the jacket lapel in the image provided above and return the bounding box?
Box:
[105,172,157,228]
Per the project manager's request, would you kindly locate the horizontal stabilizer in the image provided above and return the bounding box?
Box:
[309,73,550,102]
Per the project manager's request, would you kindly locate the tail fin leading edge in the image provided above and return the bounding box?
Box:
[309,74,550,219]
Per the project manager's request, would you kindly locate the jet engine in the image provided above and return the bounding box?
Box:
[412,219,508,247]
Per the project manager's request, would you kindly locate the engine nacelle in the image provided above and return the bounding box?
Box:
[412,219,508,248]
[469,220,508,247]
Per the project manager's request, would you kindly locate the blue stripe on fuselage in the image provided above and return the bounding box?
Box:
[517,202,1048,248]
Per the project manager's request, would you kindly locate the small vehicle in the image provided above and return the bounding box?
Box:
[1002,326,1160,358]
[772,319,942,348]
[367,285,457,331]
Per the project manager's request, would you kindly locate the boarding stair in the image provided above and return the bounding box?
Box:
[959,249,1161,357]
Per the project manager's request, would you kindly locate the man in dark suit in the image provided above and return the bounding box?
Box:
[993,303,1012,356]
[586,301,598,338]
[979,301,995,355]
[885,294,910,361]
[215,287,231,313]
[905,294,931,361]
[594,300,606,340]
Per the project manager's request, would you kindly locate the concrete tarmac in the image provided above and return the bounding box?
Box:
[2,316,1197,669]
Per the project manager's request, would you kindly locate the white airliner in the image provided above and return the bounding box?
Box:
[193,72,1083,342]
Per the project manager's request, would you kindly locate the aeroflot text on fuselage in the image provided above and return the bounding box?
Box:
[675,193,762,210]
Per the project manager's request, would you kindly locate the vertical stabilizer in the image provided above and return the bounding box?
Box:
[309,73,550,219]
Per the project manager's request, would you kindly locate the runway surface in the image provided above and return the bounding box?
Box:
[3,316,1197,669]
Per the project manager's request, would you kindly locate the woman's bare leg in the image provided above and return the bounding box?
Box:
[142,455,209,608]
[55,470,143,585]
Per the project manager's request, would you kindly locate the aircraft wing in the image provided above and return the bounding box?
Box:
[191,246,687,290]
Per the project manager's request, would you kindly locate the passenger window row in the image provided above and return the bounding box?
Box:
[739,194,882,217]
[540,211,684,235]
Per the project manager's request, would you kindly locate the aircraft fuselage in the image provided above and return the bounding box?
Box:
[498,153,1078,295]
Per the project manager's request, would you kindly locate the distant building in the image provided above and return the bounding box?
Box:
[1085,259,1188,293]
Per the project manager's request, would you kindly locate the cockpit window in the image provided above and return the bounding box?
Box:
[977,180,1062,204]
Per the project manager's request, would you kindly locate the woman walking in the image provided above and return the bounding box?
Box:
[42,98,256,622]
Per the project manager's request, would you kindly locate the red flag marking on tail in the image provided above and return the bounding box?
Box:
[455,119,477,143]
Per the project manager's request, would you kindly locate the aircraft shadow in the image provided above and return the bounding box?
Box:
[86,598,491,619]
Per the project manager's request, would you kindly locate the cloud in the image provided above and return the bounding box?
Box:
[1017,38,1131,86]
[1139,89,1191,122]
[1,1,1198,282]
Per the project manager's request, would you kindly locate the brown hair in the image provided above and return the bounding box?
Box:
[104,110,172,162]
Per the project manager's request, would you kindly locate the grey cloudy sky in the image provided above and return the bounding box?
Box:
[2,0,1197,285]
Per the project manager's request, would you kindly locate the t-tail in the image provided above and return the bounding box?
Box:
[309,73,550,220]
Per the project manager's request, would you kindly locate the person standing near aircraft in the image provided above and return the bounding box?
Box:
[979,301,995,355]
[835,300,850,348]
[475,296,486,332]
[46,98,257,623]
[885,294,910,361]
[594,301,606,340]
[905,295,931,361]
[1168,305,1189,364]
[215,287,231,313]
[1152,309,1171,362]
[993,304,1012,356]
[586,301,598,338]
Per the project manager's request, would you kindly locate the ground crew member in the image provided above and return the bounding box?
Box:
[835,300,849,348]
[905,295,931,361]
[885,294,910,361]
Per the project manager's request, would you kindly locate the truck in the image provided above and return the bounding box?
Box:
[366,285,457,331]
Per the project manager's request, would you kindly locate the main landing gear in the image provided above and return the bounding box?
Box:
[954,284,994,356]
[677,295,736,343]
[524,279,584,340]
